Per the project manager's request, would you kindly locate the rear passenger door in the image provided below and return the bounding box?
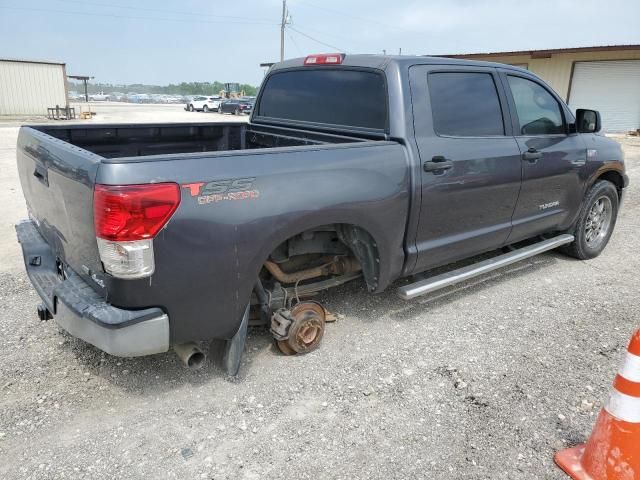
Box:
[499,71,587,243]
[409,65,523,273]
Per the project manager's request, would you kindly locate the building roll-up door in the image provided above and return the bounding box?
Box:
[568,60,640,132]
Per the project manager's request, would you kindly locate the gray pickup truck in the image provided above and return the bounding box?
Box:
[16,54,627,374]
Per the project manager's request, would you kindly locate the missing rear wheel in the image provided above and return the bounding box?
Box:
[272,301,326,355]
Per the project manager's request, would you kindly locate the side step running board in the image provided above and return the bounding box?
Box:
[397,234,574,300]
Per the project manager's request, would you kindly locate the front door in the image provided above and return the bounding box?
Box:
[408,65,523,273]
[499,71,587,243]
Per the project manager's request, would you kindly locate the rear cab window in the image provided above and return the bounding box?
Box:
[255,68,388,132]
[428,72,505,136]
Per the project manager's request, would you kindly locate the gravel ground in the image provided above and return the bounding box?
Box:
[0,108,639,479]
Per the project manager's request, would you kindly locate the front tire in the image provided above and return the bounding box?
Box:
[563,180,619,260]
[203,105,209,112]
[188,104,194,112]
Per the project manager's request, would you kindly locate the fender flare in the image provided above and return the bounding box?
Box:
[587,167,627,194]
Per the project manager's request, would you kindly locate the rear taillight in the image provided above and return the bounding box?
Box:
[304,53,344,65]
[94,183,180,241]
[94,183,180,279]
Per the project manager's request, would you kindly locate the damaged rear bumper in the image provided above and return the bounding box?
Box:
[16,220,169,357]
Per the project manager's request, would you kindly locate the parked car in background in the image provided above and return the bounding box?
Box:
[67,91,85,101]
[107,92,125,102]
[126,93,151,104]
[89,92,109,101]
[241,96,256,112]
[219,99,253,115]
[186,96,222,112]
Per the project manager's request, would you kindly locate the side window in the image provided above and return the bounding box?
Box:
[428,72,505,136]
[507,76,565,135]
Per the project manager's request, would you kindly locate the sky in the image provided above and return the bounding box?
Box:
[0,0,639,87]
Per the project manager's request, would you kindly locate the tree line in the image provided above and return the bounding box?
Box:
[68,81,258,96]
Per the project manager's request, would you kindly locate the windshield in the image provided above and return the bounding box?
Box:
[255,68,387,131]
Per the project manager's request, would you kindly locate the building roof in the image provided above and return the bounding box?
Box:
[0,57,65,66]
[434,44,640,59]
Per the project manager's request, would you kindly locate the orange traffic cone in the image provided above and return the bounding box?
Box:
[555,329,640,480]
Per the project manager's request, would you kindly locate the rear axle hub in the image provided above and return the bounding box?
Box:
[270,301,326,355]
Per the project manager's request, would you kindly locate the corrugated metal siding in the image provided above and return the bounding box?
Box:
[0,61,67,115]
[456,49,640,100]
[569,60,640,132]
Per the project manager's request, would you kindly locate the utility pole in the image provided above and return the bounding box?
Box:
[280,0,287,62]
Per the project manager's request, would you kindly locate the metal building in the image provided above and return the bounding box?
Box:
[439,45,640,132]
[0,58,68,115]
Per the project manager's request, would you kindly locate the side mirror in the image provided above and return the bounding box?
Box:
[575,109,601,133]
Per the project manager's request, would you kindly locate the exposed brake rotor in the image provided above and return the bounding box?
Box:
[271,301,326,355]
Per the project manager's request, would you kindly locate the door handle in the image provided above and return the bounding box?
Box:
[522,148,542,163]
[33,164,49,186]
[424,156,453,173]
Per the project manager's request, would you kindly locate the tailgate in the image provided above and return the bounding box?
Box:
[16,127,103,283]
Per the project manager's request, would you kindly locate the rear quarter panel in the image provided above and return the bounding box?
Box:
[97,142,411,342]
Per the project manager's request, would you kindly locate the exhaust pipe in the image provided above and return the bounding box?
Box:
[173,343,206,369]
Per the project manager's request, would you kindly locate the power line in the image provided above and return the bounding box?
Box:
[287,26,345,52]
[278,2,352,61]
[287,32,304,56]
[292,22,370,50]
[0,5,279,25]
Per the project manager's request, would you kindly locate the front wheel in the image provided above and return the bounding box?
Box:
[188,104,194,112]
[563,180,619,260]
[203,105,209,112]
[234,108,240,115]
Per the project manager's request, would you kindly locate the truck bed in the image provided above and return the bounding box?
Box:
[16,119,405,344]
[30,122,369,159]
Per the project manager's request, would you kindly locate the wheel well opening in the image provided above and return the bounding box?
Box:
[597,171,624,197]
[263,223,380,292]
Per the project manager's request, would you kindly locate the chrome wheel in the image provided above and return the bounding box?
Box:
[584,195,612,248]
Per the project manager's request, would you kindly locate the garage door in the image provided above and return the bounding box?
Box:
[568,60,640,132]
